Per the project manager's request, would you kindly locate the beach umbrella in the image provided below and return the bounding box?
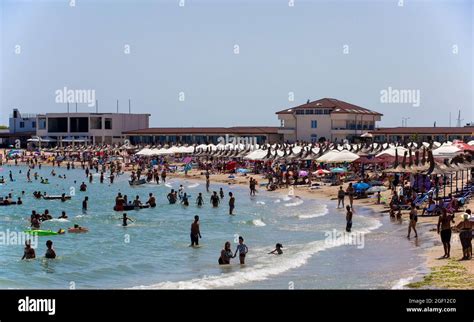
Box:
[330,167,347,173]
[313,169,331,175]
[353,182,370,191]
[367,186,387,193]
[432,145,462,158]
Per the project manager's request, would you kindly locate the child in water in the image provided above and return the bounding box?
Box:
[268,243,283,255]
[196,193,203,207]
[122,213,134,227]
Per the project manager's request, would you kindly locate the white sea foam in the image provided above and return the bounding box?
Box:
[256,201,265,205]
[48,218,70,222]
[164,183,173,188]
[391,276,415,289]
[252,219,266,226]
[187,183,199,188]
[298,205,328,219]
[284,198,304,207]
[135,218,382,289]
[274,199,281,203]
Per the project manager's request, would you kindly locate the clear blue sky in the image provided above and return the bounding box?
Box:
[1,0,472,127]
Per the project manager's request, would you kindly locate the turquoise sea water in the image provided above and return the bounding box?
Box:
[0,165,427,289]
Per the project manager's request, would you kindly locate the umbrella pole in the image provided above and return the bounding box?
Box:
[450,173,453,195]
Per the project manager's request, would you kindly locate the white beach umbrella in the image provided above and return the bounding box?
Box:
[243,149,267,160]
[375,146,408,158]
[432,145,462,158]
[325,150,360,163]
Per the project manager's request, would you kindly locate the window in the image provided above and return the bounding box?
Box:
[311,120,318,128]
[305,109,314,115]
[315,109,323,115]
[38,118,46,130]
[311,134,318,143]
[70,117,89,132]
[32,121,36,128]
[295,110,304,115]
[90,117,102,129]
[323,109,330,114]
[19,122,25,128]
[105,118,112,130]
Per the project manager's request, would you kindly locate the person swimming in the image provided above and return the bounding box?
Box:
[122,213,134,227]
[68,224,88,233]
[80,182,87,192]
[45,240,56,259]
[269,243,283,255]
[58,211,68,219]
[21,240,36,260]
[196,193,203,207]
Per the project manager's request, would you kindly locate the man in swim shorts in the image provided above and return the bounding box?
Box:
[190,215,202,246]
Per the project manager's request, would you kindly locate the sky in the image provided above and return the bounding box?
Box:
[0,0,472,128]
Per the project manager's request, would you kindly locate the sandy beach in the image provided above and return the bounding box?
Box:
[1,149,473,289]
[164,167,474,289]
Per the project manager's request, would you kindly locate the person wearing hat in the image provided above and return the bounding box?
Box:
[456,212,473,260]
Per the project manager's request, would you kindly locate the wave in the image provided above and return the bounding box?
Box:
[298,206,328,219]
[239,219,266,227]
[164,183,173,188]
[187,183,199,188]
[284,198,304,207]
[274,199,281,203]
[47,218,70,222]
[256,201,265,205]
[391,276,415,289]
[135,218,382,289]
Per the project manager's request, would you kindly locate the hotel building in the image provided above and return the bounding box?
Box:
[276,98,383,142]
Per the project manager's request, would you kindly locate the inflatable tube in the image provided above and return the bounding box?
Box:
[129,179,147,186]
[114,204,150,211]
[0,201,17,206]
[43,196,72,200]
[68,228,88,233]
[24,229,58,236]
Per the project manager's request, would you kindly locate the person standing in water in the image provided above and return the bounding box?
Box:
[346,183,354,208]
[122,213,134,227]
[100,172,104,184]
[45,240,56,259]
[233,236,248,264]
[167,189,177,204]
[345,205,353,232]
[228,192,235,215]
[437,208,455,258]
[210,191,220,208]
[196,192,204,207]
[146,193,156,208]
[219,241,233,265]
[219,188,224,200]
[190,215,202,246]
[205,170,210,193]
[82,196,88,213]
[337,186,345,209]
[407,203,418,239]
[21,240,36,260]
[181,193,189,206]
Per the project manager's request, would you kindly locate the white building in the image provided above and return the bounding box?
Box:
[276,98,383,143]
[9,109,37,134]
[36,112,150,145]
